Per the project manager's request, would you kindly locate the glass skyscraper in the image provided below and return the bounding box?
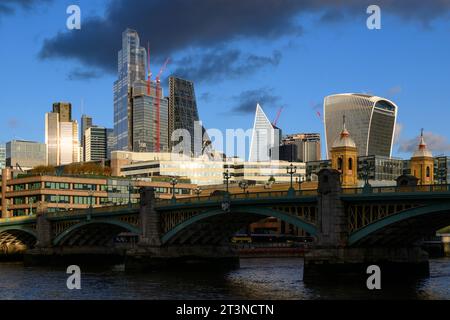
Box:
[45,102,80,166]
[113,29,147,151]
[168,76,204,156]
[249,103,281,162]
[323,93,398,158]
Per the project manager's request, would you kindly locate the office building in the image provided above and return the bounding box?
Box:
[0,168,196,217]
[0,143,5,169]
[112,151,305,186]
[85,127,107,162]
[357,155,403,185]
[106,129,116,160]
[6,140,47,170]
[80,114,93,161]
[323,93,398,158]
[249,104,281,162]
[435,156,450,184]
[168,76,205,156]
[113,29,147,151]
[45,102,80,166]
[131,80,169,152]
[281,133,321,162]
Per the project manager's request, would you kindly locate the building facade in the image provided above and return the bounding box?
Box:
[0,168,196,217]
[131,80,169,153]
[168,76,204,156]
[85,127,107,162]
[0,143,5,170]
[112,151,306,186]
[281,133,321,162]
[45,102,80,166]
[249,104,281,162]
[113,29,147,151]
[80,114,93,161]
[6,140,47,170]
[324,93,398,158]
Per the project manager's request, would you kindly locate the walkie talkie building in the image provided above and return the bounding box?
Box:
[323,93,398,158]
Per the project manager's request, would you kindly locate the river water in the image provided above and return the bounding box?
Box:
[0,257,448,300]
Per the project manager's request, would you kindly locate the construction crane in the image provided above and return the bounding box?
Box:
[272,107,284,127]
[155,57,170,152]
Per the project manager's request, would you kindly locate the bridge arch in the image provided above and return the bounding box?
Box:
[53,219,140,246]
[0,226,37,250]
[161,206,318,245]
[348,202,450,246]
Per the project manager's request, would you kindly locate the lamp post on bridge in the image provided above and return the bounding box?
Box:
[238,181,249,197]
[287,163,297,197]
[170,177,178,203]
[223,169,232,195]
[194,187,202,201]
[127,180,135,207]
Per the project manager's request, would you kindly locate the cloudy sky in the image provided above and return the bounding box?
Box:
[2,0,450,158]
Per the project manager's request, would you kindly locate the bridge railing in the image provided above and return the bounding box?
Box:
[155,189,318,206]
[46,203,140,218]
[342,184,450,195]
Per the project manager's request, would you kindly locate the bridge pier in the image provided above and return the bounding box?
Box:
[303,169,430,283]
[125,187,239,271]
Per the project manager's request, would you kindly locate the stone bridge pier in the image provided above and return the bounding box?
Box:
[303,169,430,283]
[124,187,239,271]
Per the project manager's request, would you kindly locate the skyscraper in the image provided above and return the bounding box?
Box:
[323,93,398,158]
[0,143,5,169]
[168,76,206,156]
[45,102,80,166]
[249,104,281,162]
[6,140,46,169]
[281,133,321,162]
[85,127,107,162]
[131,80,169,152]
[80,114,93,161]
[113,29,147,151]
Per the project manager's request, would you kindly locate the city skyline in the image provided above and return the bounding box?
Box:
[2,1,450,160]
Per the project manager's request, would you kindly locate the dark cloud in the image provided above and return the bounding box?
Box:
[0,0,52,17]
[38,0,450,78]
[231,88,281,114]
[172,48,281,83]
[67,68,102,81]
[398,131,450,154]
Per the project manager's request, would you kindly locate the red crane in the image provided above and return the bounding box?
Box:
[155,57,170,152]
[272,107,284,127]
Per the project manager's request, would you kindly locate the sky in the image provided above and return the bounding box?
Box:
[1,0,450,159]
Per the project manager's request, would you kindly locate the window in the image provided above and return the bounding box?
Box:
[73,196,95,205]
[28,182,41,190]
[338,157,343,171]
[13,184,26,191]
[348,158,353,171]
[45,182,70,190]
[45,195,70,203]
[426,166,430,178]
[73,183,96,191]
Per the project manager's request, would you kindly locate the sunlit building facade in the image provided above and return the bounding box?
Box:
[323,93,398,158]
[249,104,281,162]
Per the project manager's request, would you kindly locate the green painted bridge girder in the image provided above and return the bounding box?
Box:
[348,201,450,246]
[161,206,318,245]
[52,219,141,246]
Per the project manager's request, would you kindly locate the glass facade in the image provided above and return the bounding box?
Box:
[6,140,46,169]
[132,81,169,152]
[249,104,281,162]
[168,76,207,156]
[324,94,397,158]
[113,29,147,151]
[85,127,107,161]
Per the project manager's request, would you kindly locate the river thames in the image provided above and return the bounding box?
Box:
[0,257,448,300]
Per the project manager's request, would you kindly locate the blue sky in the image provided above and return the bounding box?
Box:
[1,0,450,159]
